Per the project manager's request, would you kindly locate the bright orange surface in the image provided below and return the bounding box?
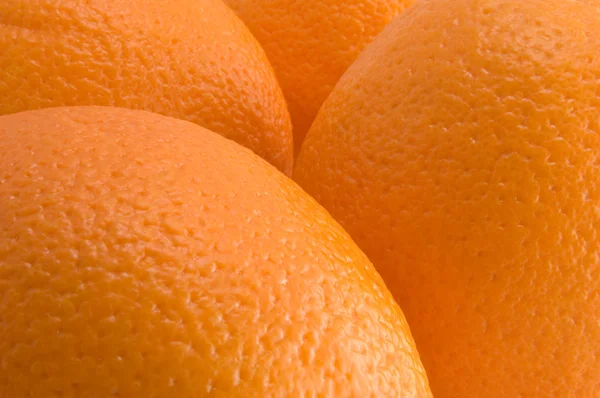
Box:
[225,0,414,155]
[0,106,431,397]
[0,0,293,174]
[294,0,600,396]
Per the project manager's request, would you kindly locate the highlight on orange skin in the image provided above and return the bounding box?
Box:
[294,0,600,396]
[0,106,432,397]
[0,0,293,174]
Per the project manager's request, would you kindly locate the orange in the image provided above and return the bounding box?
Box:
[0,106,431,397]
[294,0,600,396]
[0,0,293,175]
[224,0,414,154]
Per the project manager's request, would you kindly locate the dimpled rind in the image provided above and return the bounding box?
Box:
[224,0,415,154]
[0,106,431,397]
[295,0,600,396]
[0,0,292,174]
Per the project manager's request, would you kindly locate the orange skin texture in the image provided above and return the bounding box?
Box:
[294,0,600,396]
[0,0,293,175]
[224,0,414,155]
[0,106,431,397]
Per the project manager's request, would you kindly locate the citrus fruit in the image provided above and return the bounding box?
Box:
[294,0,600,396]
[0,106,431,397]
[224,0,414,154]
[0,0,293,175]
